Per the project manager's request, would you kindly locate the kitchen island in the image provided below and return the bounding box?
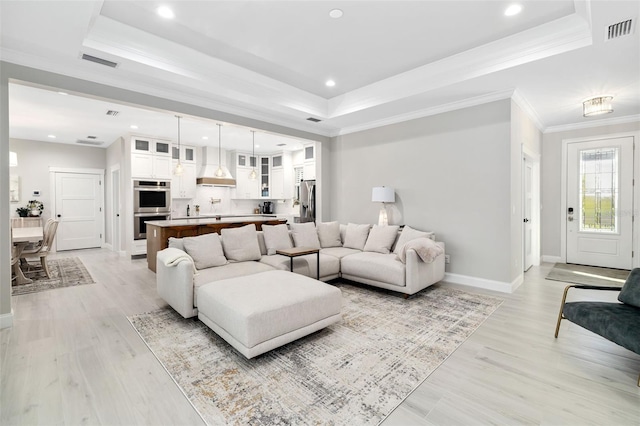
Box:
[145,215,287,272]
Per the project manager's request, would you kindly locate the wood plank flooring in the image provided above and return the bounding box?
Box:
[2,249,639,425]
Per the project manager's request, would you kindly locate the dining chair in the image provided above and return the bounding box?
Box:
[20,219,59,279]
[10,229,19,282]
[20,218,54,252]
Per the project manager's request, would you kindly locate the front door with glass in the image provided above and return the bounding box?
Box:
[566,137,634,269]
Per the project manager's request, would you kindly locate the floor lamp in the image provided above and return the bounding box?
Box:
[372,187,395,226]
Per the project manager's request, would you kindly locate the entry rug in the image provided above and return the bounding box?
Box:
[12,257,95,296]
[129,283,503,425]
[546,263,629,286]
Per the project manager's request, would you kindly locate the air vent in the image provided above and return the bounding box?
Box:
[87,135,97,139]
[76,139,105,146]
[606,19,634,40]
[106,110,119,116]
[81,53,119,68]
[306,117,322,122]
[277,143,287,147]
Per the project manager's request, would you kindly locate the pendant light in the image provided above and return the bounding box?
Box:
[249,130,257,180]
[215,123,225,177]
[173,115,184,176]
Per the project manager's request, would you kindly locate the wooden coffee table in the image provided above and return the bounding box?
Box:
[276,247,320,280]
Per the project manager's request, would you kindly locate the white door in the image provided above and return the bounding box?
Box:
[112,168,121,253]
[566,137,634,269]
[55,172,103,251]
[523,157,533,271]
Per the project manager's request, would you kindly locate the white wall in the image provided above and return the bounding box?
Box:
[541,121,640,258]
[8,139,106,222]
[1,68,11,327]
[329,100,514,284]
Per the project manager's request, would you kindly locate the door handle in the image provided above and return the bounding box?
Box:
[523,218,529,223]
[57,214,61,218]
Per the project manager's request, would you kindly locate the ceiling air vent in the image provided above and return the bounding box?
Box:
[76,139,105,146]
[106,110,119,116]
[306,117,322,122]
[606,19,634,41]
[81,53,119,68]
[87,135,97,139]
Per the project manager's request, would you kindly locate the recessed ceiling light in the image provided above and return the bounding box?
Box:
[157,5,175,19]
[202,136,209,140]
[504,4,522,16]
[57,91,68,96]
[130,125,138,129]
[48,134,56,139]
[329,9,343,19]
[326,80,336,87]
[255,145,260,149]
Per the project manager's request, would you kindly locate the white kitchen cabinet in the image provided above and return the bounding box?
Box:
[172,145,196,163]
[236,152,257,168]
[171,162,197,198]
[132,138,171,156]
[131,153,172,179]
[303,161,316,180]
[270,152,294,199]
[234,169,260,199]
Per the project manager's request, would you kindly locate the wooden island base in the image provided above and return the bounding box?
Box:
[146,217,287,272]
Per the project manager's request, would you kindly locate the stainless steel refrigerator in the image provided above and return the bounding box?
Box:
[299,180,316,223]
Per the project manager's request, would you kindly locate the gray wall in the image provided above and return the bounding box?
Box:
[1,66,10,325]
[329,100,514,283]
[541,121,640,258]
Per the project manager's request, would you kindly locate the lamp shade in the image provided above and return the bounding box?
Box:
[583,96,613,117]
[372,186,395,203]
[9,151,17,167]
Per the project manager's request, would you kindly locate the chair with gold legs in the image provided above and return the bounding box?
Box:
[555,268,640,386]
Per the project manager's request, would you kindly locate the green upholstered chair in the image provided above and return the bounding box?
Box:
[555,268,640,386]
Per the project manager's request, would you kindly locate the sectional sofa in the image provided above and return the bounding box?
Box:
[156,222,445,319]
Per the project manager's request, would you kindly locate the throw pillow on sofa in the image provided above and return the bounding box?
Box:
[290,222,321,248]
[182,233,227,269]
[343,223,371,250]
[220,224,262,262]
[393,225,434,254]
[363,225,400,254]
[262,224,293,255]
[317,221,342,248]
[168,237,184,251]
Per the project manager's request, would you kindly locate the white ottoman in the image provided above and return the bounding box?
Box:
[197,270,342,359]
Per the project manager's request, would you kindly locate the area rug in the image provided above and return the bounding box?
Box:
[129,283,503,425]
[545,263,629,286]
[12,257,95,296]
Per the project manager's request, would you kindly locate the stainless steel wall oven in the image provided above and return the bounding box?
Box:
[134,212,171,240]
[133,180,171,213]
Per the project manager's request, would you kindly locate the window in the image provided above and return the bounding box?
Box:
[579,148,618,233]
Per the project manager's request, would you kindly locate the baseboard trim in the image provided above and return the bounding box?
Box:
[0,310,14,329]
[541,255,562,264]
[444,272,522,293]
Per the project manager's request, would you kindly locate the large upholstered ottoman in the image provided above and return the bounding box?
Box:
[197,270,342,359]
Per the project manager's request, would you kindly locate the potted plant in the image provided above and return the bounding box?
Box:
[16,206,30,217]
[27,200,44,217]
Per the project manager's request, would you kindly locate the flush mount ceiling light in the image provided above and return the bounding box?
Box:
[329,9,343,19]
[326,79,336,87]
[157,6,175,19]
[504,4,522,16]
[173,115,183,176]
[583,96,614,117]
[249,130,258,181]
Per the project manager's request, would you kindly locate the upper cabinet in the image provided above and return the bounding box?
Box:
[172,145,196,163]
[131,137,173,179]
[230,150,294,200]
[302,142,316,180]
[132,138,171,156]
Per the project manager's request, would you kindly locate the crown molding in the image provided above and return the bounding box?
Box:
[511,89,545,132]
[543,114,640,134]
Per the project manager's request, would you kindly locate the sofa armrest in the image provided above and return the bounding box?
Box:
[405,242,445,294]
[156,248,198,318]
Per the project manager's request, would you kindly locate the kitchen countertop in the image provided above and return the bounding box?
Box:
[170,214,277,220]
[146,215,287,227]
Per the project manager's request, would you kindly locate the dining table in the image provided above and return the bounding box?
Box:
[12,226,44,285]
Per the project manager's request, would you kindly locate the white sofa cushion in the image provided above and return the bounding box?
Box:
[182,233,227,269]
[259,253,340,279]
[363,225,400,254]
[392,225,435,254]
[290,222,321,248]
[262,224,293,255]
[193,261,275,307]
[221,224,261,262]
[343,223,371,250]
[317,221,342,248]
[320,247,361,260]
[341,252,406,287]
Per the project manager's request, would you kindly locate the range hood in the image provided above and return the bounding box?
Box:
[197,146,236,186]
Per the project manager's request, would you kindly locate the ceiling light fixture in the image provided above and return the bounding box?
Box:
[329,9,343,19]
[57,91,68,96]
[504,4,522,16]
[249,130,257,181]
[174,115,183,176]
[583,96,614,117]
[130,125,138,129]
[215,124,225,178]
[202,136,209,140]
[48,134,56,138]
[326,79,336,87]
[157,6,175,19]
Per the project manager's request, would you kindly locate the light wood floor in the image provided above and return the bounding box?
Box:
[1,249,639,425]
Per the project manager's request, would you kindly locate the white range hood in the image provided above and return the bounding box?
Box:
[197,146,236,186]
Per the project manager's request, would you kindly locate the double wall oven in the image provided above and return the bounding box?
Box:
[133,180,171,240]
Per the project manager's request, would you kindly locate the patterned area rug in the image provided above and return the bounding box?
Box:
[545,263,629,286]
[129,283,503,425]
[12,257,95,296]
